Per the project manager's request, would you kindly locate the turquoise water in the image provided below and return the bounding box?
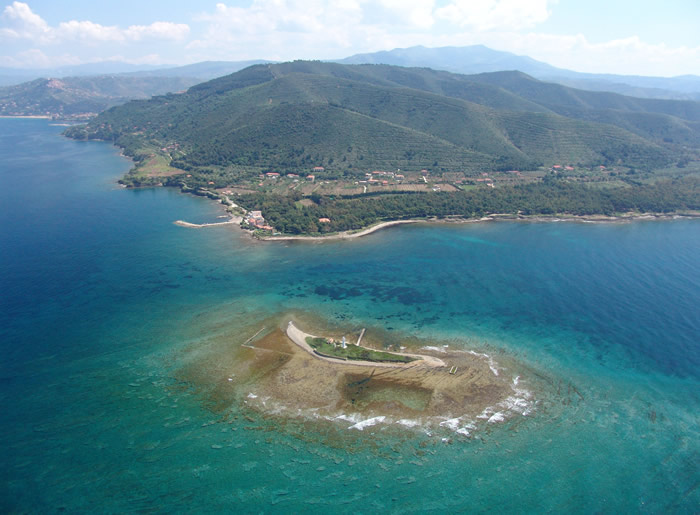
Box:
[1,119,699,512]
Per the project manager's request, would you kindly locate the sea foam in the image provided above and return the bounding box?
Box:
[468,350,500,376]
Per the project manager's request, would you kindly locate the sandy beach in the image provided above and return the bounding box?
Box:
[254,211,700,242]
[0,115,52,119]
[258,219,417,241]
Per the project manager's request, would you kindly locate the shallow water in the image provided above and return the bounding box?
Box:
[1,119,698,512]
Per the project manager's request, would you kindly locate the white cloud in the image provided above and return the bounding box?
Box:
[188,0,440,61]
[1,1,49,40]
[0,0,697,76]
[125,22,189,42]
[54,20,123,42]
[372,0,436,30]
[0,47,81,67]
[0,2,189,44]
[484,32,700,76]
[435,0,555,31]
[189,0,368,59]
[182,1,700,75]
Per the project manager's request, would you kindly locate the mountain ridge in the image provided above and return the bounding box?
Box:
[2,44,698,100]
[67,61,693,182]
[335,45,700,101]
[0,75,201,118]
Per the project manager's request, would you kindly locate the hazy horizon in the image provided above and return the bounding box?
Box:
[1,1,699,77]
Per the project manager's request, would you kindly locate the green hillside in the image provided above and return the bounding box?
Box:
[464,71,700,146]
[466,71,700,120]
[67,61,686,182]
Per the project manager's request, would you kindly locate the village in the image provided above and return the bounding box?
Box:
[222,162,623,235]
[231,162,621,198]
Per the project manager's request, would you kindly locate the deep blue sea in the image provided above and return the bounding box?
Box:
[1,119,699,513]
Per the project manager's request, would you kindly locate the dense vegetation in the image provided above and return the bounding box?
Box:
[306,337,417,363]
[66,61,700,179]
[234,177,700,234]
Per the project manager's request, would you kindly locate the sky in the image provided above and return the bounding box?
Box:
[1,0,699,77]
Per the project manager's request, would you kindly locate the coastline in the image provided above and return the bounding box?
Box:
[55,130,700,241]
[259,220,418,241]
[0,115,52,119]
[255,211,700,242]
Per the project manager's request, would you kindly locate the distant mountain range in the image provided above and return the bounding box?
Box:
[0,62,168,87]
[121,60,271,79]
[0,60,271,117]
[0,60,270,87]
[2,45,699,119]
[0,76,200,117]
[336,45,700,101]
[67,61,700,184]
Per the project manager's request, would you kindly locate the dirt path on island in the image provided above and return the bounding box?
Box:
[285,321,446,368]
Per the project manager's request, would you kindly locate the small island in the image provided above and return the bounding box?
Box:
[180,316,539,436]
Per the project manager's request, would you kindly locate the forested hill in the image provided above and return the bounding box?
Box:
[67,61,700,178]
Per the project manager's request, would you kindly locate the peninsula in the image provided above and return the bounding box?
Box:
[64,61,700,238]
